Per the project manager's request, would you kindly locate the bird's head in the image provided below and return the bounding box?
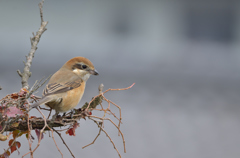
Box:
[62,57,98,81]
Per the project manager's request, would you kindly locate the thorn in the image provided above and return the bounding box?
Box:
[17,70,22,77]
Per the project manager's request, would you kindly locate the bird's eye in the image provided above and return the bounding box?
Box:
[82,65,87,69]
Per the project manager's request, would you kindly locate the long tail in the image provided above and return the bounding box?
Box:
[29,96,53,111]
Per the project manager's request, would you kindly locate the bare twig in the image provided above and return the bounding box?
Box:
[53,128,75,158]
[39,0,44,23]
[82,122,102,149]
[86,83,135,110]
[50,128,63,158]
[26,100,33,158]
[17,0,48,90]
[80,84,135,158]
[23,107,63,158]
[34,108,63,157]
[0,118,7,134]
[28,75,51,99]
[89,117,122,158]
[89,115,126,153]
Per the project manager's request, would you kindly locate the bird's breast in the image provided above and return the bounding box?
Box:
[61,82,86,112]
[48,82,86,113]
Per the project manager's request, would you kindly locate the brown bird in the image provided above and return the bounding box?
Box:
[29,57,98,118]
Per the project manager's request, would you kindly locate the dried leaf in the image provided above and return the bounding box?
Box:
[35,129,44,141]
[10,144,17,153]
[66,122,79,136]
[66,128,74,136]
[0,134,8,141]
[9,140,21,153]
[18,88,28,97]
[11,122,19,128]
[4,107,24,118]
[8,139,14,146]
[16,141,21,148]
[0,106,7,114]
[19,130,28,137]
[29,116,37,119]
[11,93,19,99]
[3,151,10,158]
[12,130,20,139]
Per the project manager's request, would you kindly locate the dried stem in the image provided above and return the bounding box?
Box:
[80,84,135,158]
[89,117,122,158]
[82,122,102,149]
[26,100,33,157]
[86,83,135,110]
[89,115,126,153]
[17,0,48,90]
[53,128,75,158]
[23,107,63,158]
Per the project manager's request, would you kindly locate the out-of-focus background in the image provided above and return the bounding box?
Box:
[1,0,240,157]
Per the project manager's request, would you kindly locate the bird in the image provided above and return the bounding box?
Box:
[29,57,99,118]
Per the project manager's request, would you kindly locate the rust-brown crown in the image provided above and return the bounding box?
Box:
[63,57,95,70]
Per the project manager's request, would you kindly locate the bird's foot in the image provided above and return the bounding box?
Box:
[51,112,60,122]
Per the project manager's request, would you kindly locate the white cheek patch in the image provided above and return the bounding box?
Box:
[82,73,91,81]
[73,69,84,74]
[72,69,91,81]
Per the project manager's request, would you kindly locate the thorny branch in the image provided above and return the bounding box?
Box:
[17,0,48,90]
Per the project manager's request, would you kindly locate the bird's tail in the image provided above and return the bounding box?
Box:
[29,96,52,111]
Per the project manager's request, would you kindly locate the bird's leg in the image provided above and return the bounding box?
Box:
[47,108,52,119]
[51,98,62,120]
[62,112,66,117]
[70,109,75,118]
[51,111,59,121]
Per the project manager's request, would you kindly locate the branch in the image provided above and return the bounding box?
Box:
[0,83,134,158]
[4,110,91,131]
[17,0,48,90]
[1,84,134,133]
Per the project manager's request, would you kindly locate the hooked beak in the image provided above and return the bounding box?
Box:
[89,69,99,75]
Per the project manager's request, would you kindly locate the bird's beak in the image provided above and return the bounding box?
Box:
[89,69,99,75]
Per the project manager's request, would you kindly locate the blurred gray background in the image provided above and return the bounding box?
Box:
[1,0,240,158]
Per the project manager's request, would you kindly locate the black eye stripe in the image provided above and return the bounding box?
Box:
[72,63,87,70]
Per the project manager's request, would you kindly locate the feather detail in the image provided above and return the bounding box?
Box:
[29,96,55,110]
[43,77,83,96]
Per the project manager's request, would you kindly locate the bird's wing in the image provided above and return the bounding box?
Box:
[43,79,82,96]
